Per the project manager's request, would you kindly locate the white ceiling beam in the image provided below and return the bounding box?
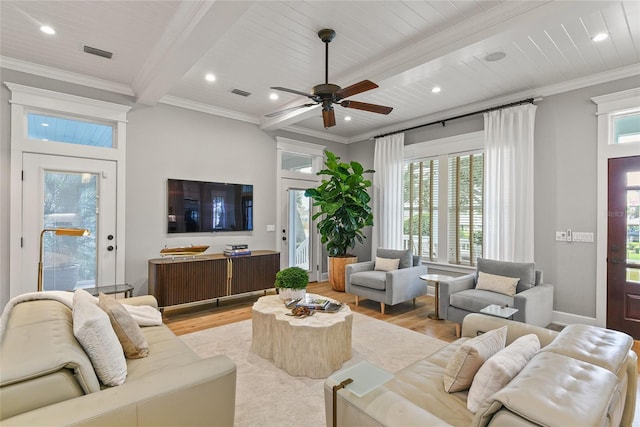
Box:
[133,1,253,106]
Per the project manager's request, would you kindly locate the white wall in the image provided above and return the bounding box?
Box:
[348,75,640,322]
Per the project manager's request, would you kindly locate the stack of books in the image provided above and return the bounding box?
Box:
[223,244,251,256]
[296,295,330,310]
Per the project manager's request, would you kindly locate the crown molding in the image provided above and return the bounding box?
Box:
[0,56,134,96]
[159,95,259,124]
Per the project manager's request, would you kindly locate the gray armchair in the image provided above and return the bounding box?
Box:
[439,258,554,336]
[346,248,428,314]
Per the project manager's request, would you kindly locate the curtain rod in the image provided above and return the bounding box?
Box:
[373,97,536,139]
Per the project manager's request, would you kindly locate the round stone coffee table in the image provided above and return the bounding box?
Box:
[251,294,352,378]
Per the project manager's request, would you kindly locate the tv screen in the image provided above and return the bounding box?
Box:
[167,179,253,233]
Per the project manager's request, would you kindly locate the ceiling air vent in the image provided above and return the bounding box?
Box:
[230,88,251,97]
[83,45,113,59]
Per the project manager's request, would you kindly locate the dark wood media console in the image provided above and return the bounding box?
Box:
[148,250,280,308]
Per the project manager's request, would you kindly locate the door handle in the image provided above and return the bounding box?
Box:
[282,236,287,241]
[107,245,114,251]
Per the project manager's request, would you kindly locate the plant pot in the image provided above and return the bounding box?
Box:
[328,256,358,292]
[278,288,307,301]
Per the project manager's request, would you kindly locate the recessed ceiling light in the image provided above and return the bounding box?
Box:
[269,93,278,101]
[344,116,352,121]
[205,73,216,82]
[484,51,506,62]
[592,32,609,42]
[41,123,49,127]
[40,25,55,35]
[432,86,441,94]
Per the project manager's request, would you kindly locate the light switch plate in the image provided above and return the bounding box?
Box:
[266,224,275,232]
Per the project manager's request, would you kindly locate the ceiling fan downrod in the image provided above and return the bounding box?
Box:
[318,29,336,85]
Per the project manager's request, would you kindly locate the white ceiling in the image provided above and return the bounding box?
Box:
[1,1,639,143]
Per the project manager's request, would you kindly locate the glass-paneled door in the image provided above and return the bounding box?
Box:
[281,178,318,282]
[22,154,118,291]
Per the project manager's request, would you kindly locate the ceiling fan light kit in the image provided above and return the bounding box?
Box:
[267,28,393,128]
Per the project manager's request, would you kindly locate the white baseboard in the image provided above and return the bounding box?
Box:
[552,310,601,327]
[320,272,328,282]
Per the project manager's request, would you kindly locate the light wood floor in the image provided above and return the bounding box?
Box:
[163,281,459,343]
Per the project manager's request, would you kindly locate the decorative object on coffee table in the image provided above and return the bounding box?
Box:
[274,266,308,301]
[304,151,374,292]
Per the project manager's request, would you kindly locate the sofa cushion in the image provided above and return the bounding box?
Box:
[377,248,412,269]
[476,352,618,426]
[350,271,387,290]
[443,326,507,392]
[476,258,535,293]
[72,290,127,386]
[541,324,633,375]
[475,272,519,297]
[449,289,513,313]
[374,257,400,272]
[467,333,540,412]
[98,293,149,359]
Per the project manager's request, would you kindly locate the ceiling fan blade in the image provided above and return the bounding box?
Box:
[340,100,393,115]
[270,86,315,99]
[323,108,336,128]
[265,103,317,118]
[334,80,378,99]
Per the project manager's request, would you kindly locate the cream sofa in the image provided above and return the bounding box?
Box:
[325,313,637,427]
[0,295,237,426]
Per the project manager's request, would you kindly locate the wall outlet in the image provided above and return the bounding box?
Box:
[555,231,567,242]
[266,224,275,232]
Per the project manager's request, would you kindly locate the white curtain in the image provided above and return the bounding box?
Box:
[483,104,537,262]
[372,133,404,254]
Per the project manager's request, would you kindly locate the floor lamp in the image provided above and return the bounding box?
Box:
[38,228,90,292]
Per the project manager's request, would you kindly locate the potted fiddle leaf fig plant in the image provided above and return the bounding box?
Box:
[304,151,374,291]
[275,266,309,301]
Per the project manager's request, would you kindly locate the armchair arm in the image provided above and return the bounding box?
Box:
[345,261,375,294]
[1,356,237,427]
[513,283,554,328]
[385,265,428,305]
[438,274,475,320]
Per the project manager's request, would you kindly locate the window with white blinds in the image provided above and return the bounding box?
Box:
[403,131,484,267]
[403,159,439,260]
[447,152,484,265]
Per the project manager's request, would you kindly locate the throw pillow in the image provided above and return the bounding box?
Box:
[475,271,519,297]
[443,325,507,393]
[467,334,540,412]
[73,289,127,386]
[374,257,400,272]
[98,293,149,359]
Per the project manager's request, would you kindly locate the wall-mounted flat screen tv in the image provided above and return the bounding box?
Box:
[167,179,253,233]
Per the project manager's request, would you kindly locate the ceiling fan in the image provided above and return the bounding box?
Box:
[266,28,393,128]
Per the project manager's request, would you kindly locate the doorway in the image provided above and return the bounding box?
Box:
[281,178,319,282]
[22,153,118,292]
[607,155,640,338]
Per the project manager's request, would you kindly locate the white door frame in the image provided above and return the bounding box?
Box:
[593,87,640,327]
[275,137,325,282]
[23,154,118,291]
[6,83,130,298]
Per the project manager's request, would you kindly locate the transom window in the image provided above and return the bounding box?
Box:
[27,113,114,148]
[612,112,640,145]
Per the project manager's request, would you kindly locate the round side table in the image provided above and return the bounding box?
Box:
[419,274,453,320]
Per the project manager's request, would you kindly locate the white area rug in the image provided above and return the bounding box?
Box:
[180,312,448,427]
